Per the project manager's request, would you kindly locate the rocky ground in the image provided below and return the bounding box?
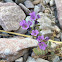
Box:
[0,0,62,62]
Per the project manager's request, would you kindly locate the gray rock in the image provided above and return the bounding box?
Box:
[45,0,50,4]
[60,60,62,62]
[34,5,41,14]
[19,3,31,15]
[24,0,34,9]
[15,57,23,62]
[37,12,54,36]
[50,0,54,6]
[37,4,45,12]
[60,33,62,41]
[54,38,60,41]
[0,37,38,62]
[26,57,36,62]
[0,2,26,31]
[15,27,27,34]
[3,0,13,2]
[55,0,62,29]
[15,0,26,3]
[40,30,53,36]
[51,55,60,62]
[26,57,49,62]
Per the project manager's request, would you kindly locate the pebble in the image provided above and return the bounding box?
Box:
[26,57,49,62]
[15,57,23,62]
[34,5,41,14]
[45,0,50,4]
[4,0,13,2]
[54,38,60,41]
[32,0,40,5]
[50,0,54,6]
[51,55,60,62]
[19,3,31,15]
[24,0,34,9]
[60,33,62,41]
[15,0,26,3]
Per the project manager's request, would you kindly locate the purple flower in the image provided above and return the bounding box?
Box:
[20,20,26,26]
[35,21,38,24]
[28,21,32,26]
[37,14,40,19]
[38,42,47,50]
[37,35,44,42]
[31,30,39,36]
[29,12,37,21]
[20,20,29,30]
[28,27,32,31]
[45,37,49,41]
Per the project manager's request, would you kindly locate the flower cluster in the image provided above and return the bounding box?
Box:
[20,12,49,50]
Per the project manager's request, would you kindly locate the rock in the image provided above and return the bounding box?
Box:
[36,58,49,62]
[52,25,60,33]
[37,12,56,36]
[4,0,13,2]
[51,55,60,62]
[26,57,49,62]
[0,37,38,61]
[24,0,34,9]
[55,0,62,29]
[37,4,45,12]
[45,0,50,4]
[60,33,62,41]
[44,8,51,14]
[54,38,60,41]
[15,0,26,3]
[34,5,41,14]
[40,30,53,36]
[15,57,23,62]
[32,0,40,5]
[19,3,31,15]
[15,27,27,34]
[50,0,54,6]
[60,61,62,62]
[26,57,36,62]
[0,2,26,31]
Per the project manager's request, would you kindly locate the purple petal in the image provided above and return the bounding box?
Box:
[45,37,49,41]
[28,21,32,26]
[37,14,40,19]
[41,35,44,40]
[22,23,29,30]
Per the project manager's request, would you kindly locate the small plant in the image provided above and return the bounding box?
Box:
[20,11,51,55]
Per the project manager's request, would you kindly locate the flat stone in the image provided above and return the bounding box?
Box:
[24,0,34,9]
[54,38,60,41]
[0,2,26,31]
[51,55,60,62]
[19,3,31,15]
[55,0,62,29]
[0,37,38,62]
[34,5,41,14]
[26,57,49,62]
[32,0,41,5]
[60,33,62,41]
[15,0,26,3]
[15,57,23,62]
[3,0,13,2]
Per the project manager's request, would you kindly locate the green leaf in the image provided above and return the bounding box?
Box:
[49,41,51,47]
[33,48,48,55]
